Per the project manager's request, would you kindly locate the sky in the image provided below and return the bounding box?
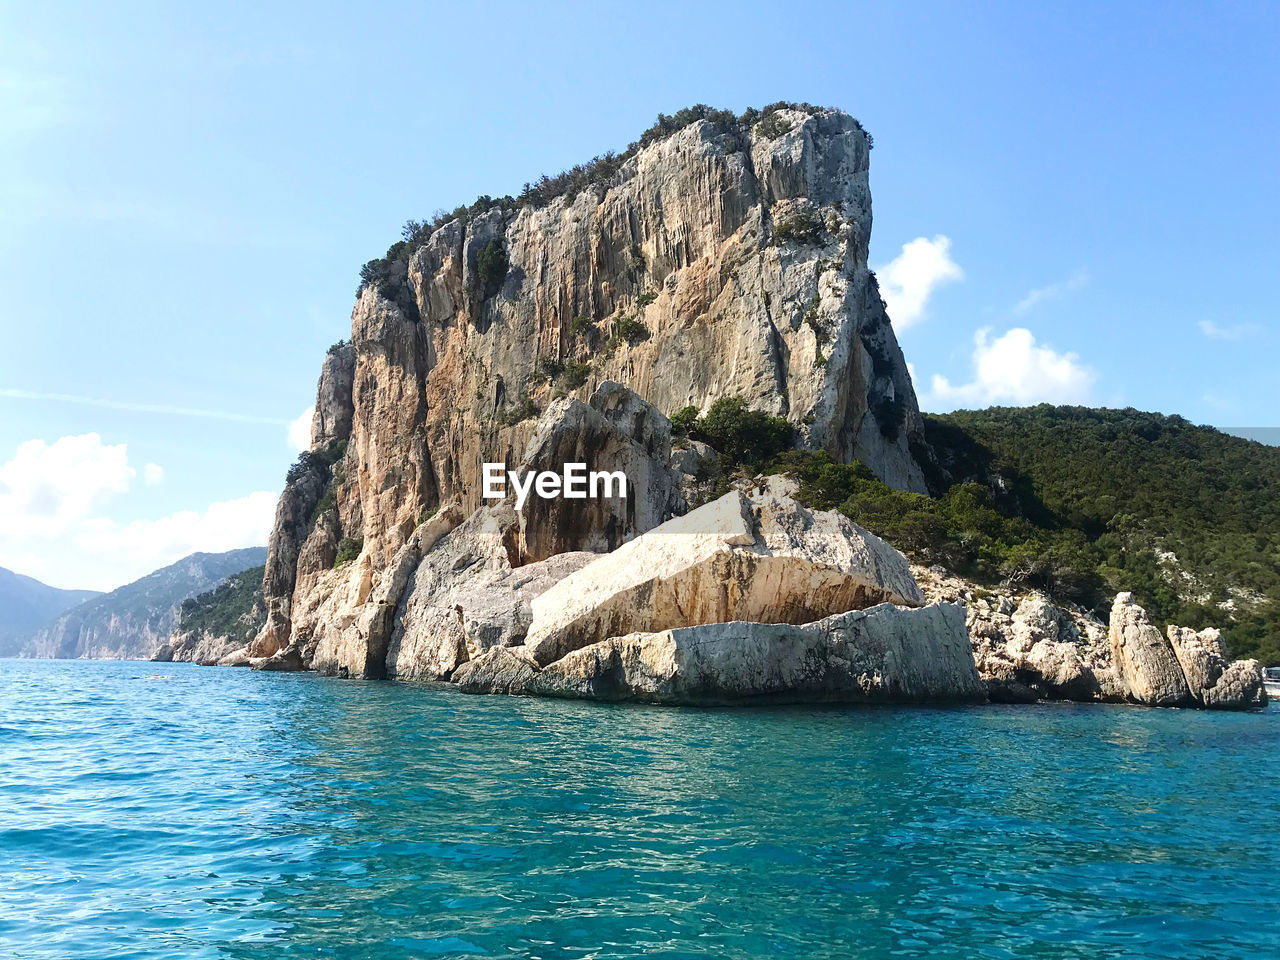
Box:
[1,1,1277,591]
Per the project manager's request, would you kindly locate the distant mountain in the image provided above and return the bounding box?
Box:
[21,547,268,660]
[0,568,101,657]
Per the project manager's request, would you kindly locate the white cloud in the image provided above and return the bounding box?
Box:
[73,492,277,589]
[0,434,134,539]
[1199,320,1262,341]
[0,433,274,591]
[1013,270,1089,315]
[922,327,1097,411]
[875,235,964,330]
[289,407,314,452]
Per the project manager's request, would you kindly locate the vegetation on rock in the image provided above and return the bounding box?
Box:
[355,103,863,299]
[774,210,825,246]
[176,565,265,646]
[610,313,650,346]
[477,238,509,297]
[334,537,363,568]
[500,394,540,425]
[744,406,1279,664]
[680,397,793,470]
[923,406,1280,664]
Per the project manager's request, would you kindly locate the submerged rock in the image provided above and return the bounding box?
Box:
[523,479,924,667]
[454,645,540,695]
[218,647,252,667]
[461,602,981,705]
[251,644,306,672]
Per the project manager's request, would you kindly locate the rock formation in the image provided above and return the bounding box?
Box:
[510,381,685,563]
[0,567,100,658]
[458,603,982,705]
[523,477,923,667]
[1108,592,1194,706]
[234,103,1265,713]
[251,105,931,669]
[1110,594,1264,710]
[918,565,1265,710]
[153,564,266,666]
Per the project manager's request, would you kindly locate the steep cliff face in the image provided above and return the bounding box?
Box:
[253,105,929,669]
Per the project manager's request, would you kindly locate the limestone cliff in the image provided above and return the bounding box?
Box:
[253,104,930,669]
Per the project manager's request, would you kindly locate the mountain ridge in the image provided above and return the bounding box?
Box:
[22,547,267,660]
[0,567,100,657]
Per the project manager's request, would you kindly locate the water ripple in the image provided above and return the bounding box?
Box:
[1,660,1278,959]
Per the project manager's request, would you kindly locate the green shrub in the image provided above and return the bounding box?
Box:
[477,238,509,297]
[570,315,597,338]
[692,397,792,467]
[285,439,346,486]
[637,291,657,308]
[774,210,824,245]
[804,297,831,345]
[561,360,591,390]
[755,112,794,139]
[670,405,700,436]
[611,313,650,346]
[334,537,363,567]
[925,405,1280,660]
[500,394,541,425]
[176,565,265,643]
[536,356,564,382]
[309,483,337,528]
[872,394,905,440]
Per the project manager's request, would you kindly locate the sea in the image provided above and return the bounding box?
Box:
[1,658,1278,960]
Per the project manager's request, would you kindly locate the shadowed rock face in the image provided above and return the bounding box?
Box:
[261,384,683,680]
[312,344,356,447]
[512,382,685,564]
[386,504,599,682]
[253,107,930,663]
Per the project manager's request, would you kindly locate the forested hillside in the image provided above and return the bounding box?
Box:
[764,406,1278,663]
[927,407,1278,660]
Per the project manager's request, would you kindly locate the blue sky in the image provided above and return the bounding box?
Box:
[1,1,1277,589]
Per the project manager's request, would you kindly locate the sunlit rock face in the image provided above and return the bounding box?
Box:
[253,106,931,667]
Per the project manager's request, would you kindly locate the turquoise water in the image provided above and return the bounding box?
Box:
[1,659,1278,959]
